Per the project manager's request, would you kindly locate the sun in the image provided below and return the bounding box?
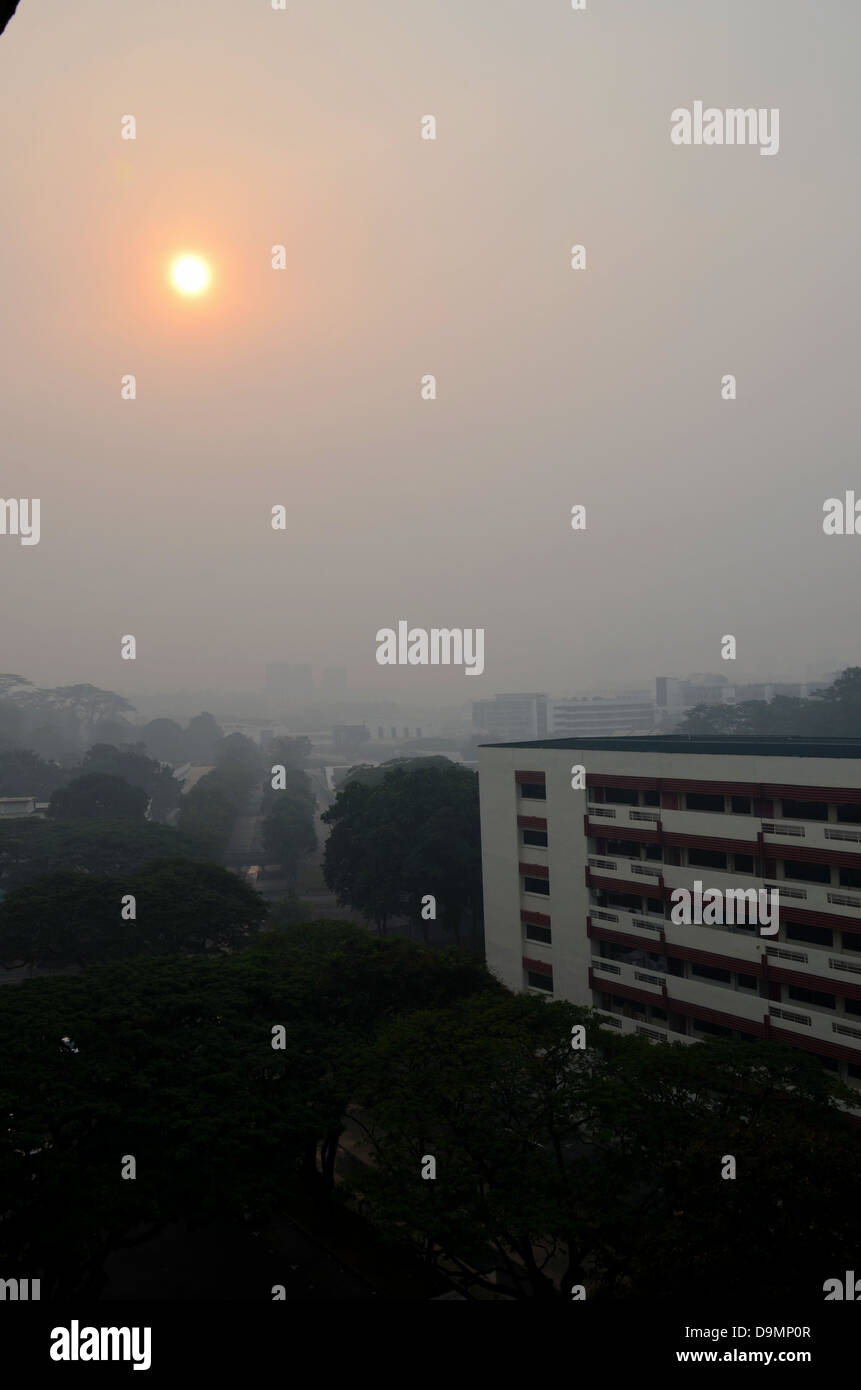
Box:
[170,255,210,295]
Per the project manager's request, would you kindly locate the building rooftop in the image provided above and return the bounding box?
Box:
[480,734,861,759]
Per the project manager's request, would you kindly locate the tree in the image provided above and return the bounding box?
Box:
[139,718,188,765]
[0,748,67,798]
[46,685,136,747]
[0,817,209,895]
[676,667,861,739]
[351,995,861,1300]
[0,858,267,969]
[322,760,483,940]
[215,732,262,776]
[49,773,148,822]
[185,711,223,762]
[267,735,312,768]
[0,921,495,1294]
[260,768,317,890]
[178,762,257,859]
[78,743,181,820]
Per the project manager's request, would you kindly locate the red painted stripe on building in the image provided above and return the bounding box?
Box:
[769,1026,861,1065]
[781,905,861,936]
[588,873,661,898]
[766,843,861,869]
[588,972,660,1008]
[665,995,766,1037]
[585,773,660,790]
[662,831,757,855]
[520,908,551,926]
[517,814,547,829]
[590,823,661,845]
[765,965,861,1000]
[515,770,545,784]
[589,924,661,953]
[519,861,549,878]
[523,956,552,976]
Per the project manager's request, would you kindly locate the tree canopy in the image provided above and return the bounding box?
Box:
[322,760,482,939]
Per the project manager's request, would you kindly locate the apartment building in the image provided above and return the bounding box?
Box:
[479,734,861,1090]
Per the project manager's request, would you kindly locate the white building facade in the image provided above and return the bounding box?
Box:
[479,735,861,1089]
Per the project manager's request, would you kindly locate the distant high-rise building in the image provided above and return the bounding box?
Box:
[473,694,548,743]
[322,666,348,698]
[548,694,655,737]
[265,662,313,706]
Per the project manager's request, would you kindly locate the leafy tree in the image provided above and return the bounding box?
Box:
[260,768,317,889]
[0,922,495,1294]
[267,735,312,768]
[178,762,257,859]
[0,748,67,798]
[215,732,262,775]
[185,711,223,762]
[0,818,208,895]
[352,995,861,1301]
[45,684,135,746]
[49,773,148,822]
[77,743,181,820]
[322,760,482,940]
[677,667,861,739]
[139,718,187,765]
[0,858,267,969]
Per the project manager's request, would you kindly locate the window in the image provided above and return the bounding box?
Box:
[843,933,861,953]
[782,799,827,822]
[519,782,546,800]
[686,793,725,813]
[522,828,548,848]
[647,898,664,914]
[688,848,728,871]
[786,922,833,948]
[645,843,663,860]
[783,860,830,884]
[788,986,835,1010]
[664,847,682,866]
[694,1019,731,1038]
[643,790,660,806]
[607,892,641,911]
[839,868,861,889]
[523,876,550,897]
[849,1062,861,1079]
[603,787,638,805]
[650,1007,667,1021]
[606,838,640,857]
[525,922,551,944]
[692,963,731,984]
[837,804,861,824]
[527,971,553,992]
[734,854,754,873]
[737,974,758,990]
[731,796,752,815]
[844,998,861,1017]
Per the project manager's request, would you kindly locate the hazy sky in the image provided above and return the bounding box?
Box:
[2,0,859,703]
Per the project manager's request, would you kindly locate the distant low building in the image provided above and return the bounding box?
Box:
[0,796,38,818]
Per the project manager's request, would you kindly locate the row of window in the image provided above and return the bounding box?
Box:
[519,775,861,824]
[594,885,861,953]
[596,834,861,889]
